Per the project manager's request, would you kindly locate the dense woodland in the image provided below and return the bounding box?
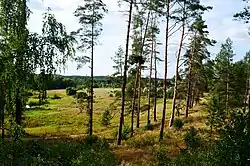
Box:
[0,0,250,165]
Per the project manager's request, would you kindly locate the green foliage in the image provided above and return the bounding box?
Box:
[113,125,130,140]
[155,147,170,166]
[206,96,226,132]
[114,90,122,98]
[184,127,201,150]
[173,118,184,130]
[75,91,89,113]
[211,109,250,166]
[101,108,112,126]
[213,38,234,107]
[144,123,154,131]
[66,87,77,96]
[0,137,118,166]
[9,122,25,141]
[166,87,174,99]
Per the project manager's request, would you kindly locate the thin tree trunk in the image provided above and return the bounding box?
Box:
[1,80,4,141]
[117,0,133,145]
[243,78,249,112]
[169,15,185,127]
[89,8,94,136]
[159,0,170,142]
[132,66,139,135]
[134,10,151,130]
[226,73,229,115]
[185,32,196,119]
[190,82,196,108]
[153,37,157,122]
[15,88,22,125]
[147,17,154,125]
[248,78,250,116]
[185,56,193,118]
[137,64,142,127]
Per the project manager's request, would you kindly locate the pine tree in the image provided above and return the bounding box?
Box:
[117,0,134,145]
[169,0,212,126]
[213,38,234,114]
[184,16,215,118]
[73,0,108,136]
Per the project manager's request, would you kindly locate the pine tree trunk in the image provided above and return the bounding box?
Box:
[226,73,229,114]
[0,80,4,141]
[185,58,192,119]
[147,21,154,125]
[159,0,170,142]
[137,64,142,127]
[117,0,133,145]
[132,66,139,134]
[135,10,150,128]
[89,9,94,136]
[243,78,249,112]
[153,36,157,122]
[185,32,196,119]
[248,78,250,117]
[15,88,22,125]
[169,16,185,127]
[190,81,196,108]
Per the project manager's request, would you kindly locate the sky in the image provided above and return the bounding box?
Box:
[28,0,250,78]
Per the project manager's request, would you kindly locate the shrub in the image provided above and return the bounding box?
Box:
[50,94,61,100]
[173,118,184,130]
[113,125,130,140]
[101,108,112,126]
[166,87,174,99]
[114,90,122,98]
[144,124,154,131]
[75,91,88,100]
[25,91,33,97]
[66,87,77,96]
[155,147,170,166]
[0,138,119,166]
[184,127,201,150]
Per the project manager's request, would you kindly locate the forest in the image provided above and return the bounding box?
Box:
[0,0,250,165]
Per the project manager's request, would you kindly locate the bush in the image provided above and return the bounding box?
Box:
[113,125,130,140]
[101,108,112,126]
[0,137,119,166]
[75,91,88,100]
[50,94,61,100]
[184,127,201,150]
[155,147,170,166]
[144,124,154,131]
[114,90,122,98]
[66,87,77,96]
[166,87,174,99]
[25,91,33,97]
[173,118,184,130]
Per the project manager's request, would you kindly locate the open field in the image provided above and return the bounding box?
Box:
[22,88,209,165]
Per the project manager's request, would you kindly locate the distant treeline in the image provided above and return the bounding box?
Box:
[32,74,174,90]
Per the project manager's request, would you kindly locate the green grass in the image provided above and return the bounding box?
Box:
[24,88,173,137]
[23,88,209,165]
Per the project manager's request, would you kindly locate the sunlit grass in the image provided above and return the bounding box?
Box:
[23,88,209,165]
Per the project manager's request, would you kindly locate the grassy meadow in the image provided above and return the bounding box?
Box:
[21,88,209,164]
